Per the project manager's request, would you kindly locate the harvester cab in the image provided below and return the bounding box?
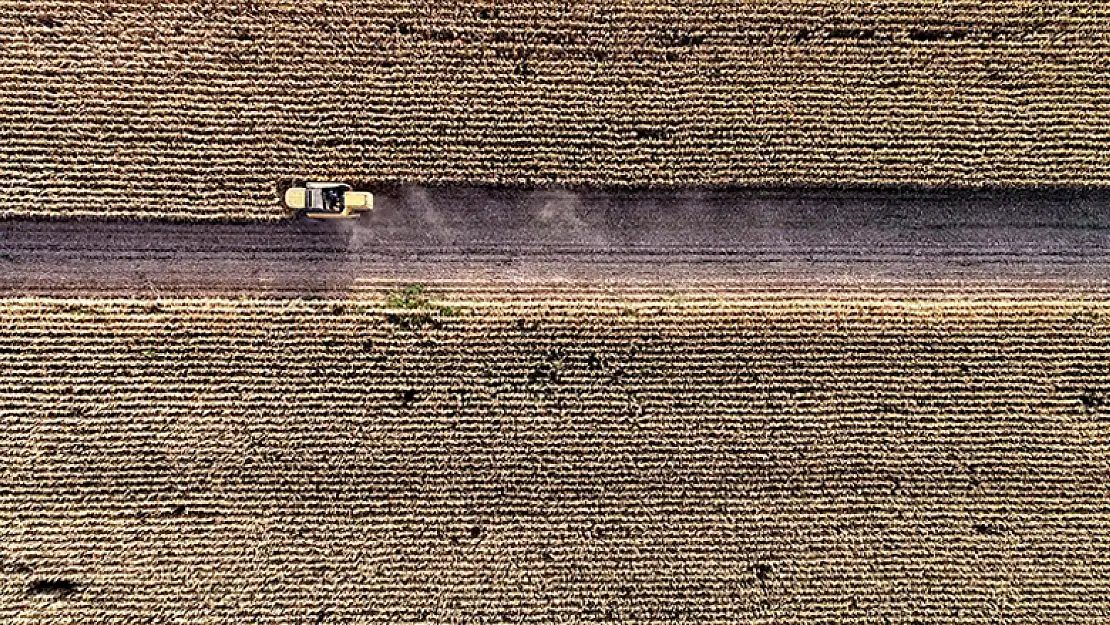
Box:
[284,182,373,219]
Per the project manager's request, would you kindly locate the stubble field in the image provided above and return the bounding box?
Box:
[2,298,1108,623]
[3,0,1110,219]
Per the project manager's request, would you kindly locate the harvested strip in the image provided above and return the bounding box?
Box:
[2,1,1110,219]
[1,298,1109,622]
[4,190,1110,300]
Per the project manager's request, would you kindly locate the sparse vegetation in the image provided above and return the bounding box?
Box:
[386,285,431,309]
[384,285,457,329]
[386,285,457,316]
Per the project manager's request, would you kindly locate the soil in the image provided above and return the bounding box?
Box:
[2,188,1109,300]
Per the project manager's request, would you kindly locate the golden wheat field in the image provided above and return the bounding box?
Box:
[1,297,1108,623]
[3,0,1110,219]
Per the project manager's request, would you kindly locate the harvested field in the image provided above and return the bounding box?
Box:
[3,1,1110,219]
[2,298,1110,623]
[0,186,1108,621]
[5,1,1110,623]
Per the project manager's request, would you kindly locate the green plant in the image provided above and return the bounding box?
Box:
[386,285,430,309]
[384,285,458,329]
[385,285,457,316]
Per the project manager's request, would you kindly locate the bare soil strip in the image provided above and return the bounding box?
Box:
[2,188,1109,300]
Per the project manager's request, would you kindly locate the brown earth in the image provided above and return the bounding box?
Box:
[3,1,1110,220]
[3,188,1110,299]
[2,298,1109,623]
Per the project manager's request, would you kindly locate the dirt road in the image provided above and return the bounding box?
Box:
[3,188,1110,301]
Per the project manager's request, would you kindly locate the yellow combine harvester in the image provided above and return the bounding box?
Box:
[283,182,373,219]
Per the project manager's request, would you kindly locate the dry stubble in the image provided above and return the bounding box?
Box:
[2,1,1110,219]
[0,298,1108,623]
